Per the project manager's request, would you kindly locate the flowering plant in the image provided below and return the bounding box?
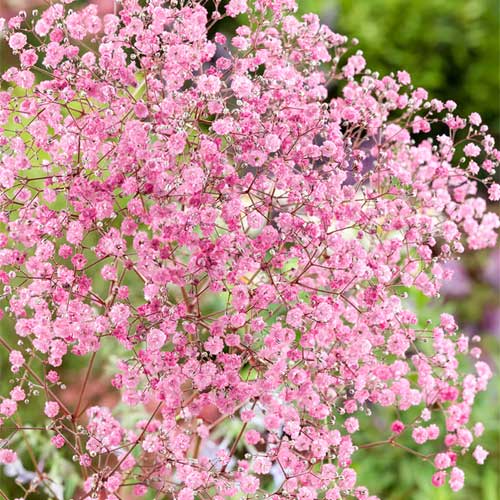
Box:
[0,1,498,499]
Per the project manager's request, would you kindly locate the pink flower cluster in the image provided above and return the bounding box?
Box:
[0,0,498,498]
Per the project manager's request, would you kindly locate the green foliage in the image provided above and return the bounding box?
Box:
[299,0,500,134]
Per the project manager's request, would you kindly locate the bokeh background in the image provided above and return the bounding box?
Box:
[0,1,498,499]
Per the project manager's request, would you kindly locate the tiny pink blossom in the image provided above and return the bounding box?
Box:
[264,134,281,153]
[412,426,428,444]
[47,371,59,384]
[391,420,405,434]
[473,422,485,437]
[434,453,451,469]
[231,75,253,98]
[397,70,411,85]
[449,467,464,492]
[488,183,500,201]
[178,488,194,500]
[344,417,359,434]
[146,329,166,351]
[0,449,17,464]
[134,101,149,119]
[8,33,27,51]
[245,429,261,445]
[472,445,488,464]
[9,350,24,372]
[20,49,38,67]
[51,435,65,448]
[432,471,446,487]
[226,0,248,17]
[10,387,25,402]
[44,401,60,419]
[240,475,259,494]
[463,143,481,157]
[469,112,482,126]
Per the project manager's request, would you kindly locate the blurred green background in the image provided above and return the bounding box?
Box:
[0,0,499,499]
[301,0,500,136]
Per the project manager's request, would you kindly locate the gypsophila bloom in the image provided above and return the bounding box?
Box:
[8,32,27,51]
[44,401,60,419]
[488,183,500,201]
[449,467,465,492]
[0,0,498,498]
[0,449,17,464]
[472,445,489,465]
[432,471,446,488]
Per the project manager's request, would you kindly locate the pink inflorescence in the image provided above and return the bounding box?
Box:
[0,1,498,498]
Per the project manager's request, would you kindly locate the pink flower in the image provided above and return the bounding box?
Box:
[391,420,405,434]
[488,183,500,201]
[178,488,194,500]
[434,453,451,469]
[240,475,259,494]
[134,101,149,119]
[472,445,488,464]
[473,422,485,437]
[20,49,38,67]
[47,371,59,383]
[8,32,27,50]
[51,435,65,448]
[104,473,122,492]
[345,417,359,434]
[9,350,24,372]
[469,112,482,126]
[432,471,446,487]
[43,41,65,68]
[286,307,304,327]
[412,427,428,444]
[245,430,261,445]
[463,143,481,157]
[14,69,35,88]
[264,134,281,153]
[427,424,440,440]
[133,485,148,497]
[0,449,17,464]
[397,70,411,85]
[44,401,60,418]
[313,302,333,322]
[231,75,253,98]
[198,74,222,95]
[449,467,464,492]
[226,0,248,17]
[204,336,223,354]
[440,313,457,332]
[10,386,25,402]
[0,399,17,417]
[147,329,166,351]
[253,456,272,474]
[212,118,234,135]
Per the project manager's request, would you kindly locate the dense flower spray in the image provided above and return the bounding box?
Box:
[0,1,498,498]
